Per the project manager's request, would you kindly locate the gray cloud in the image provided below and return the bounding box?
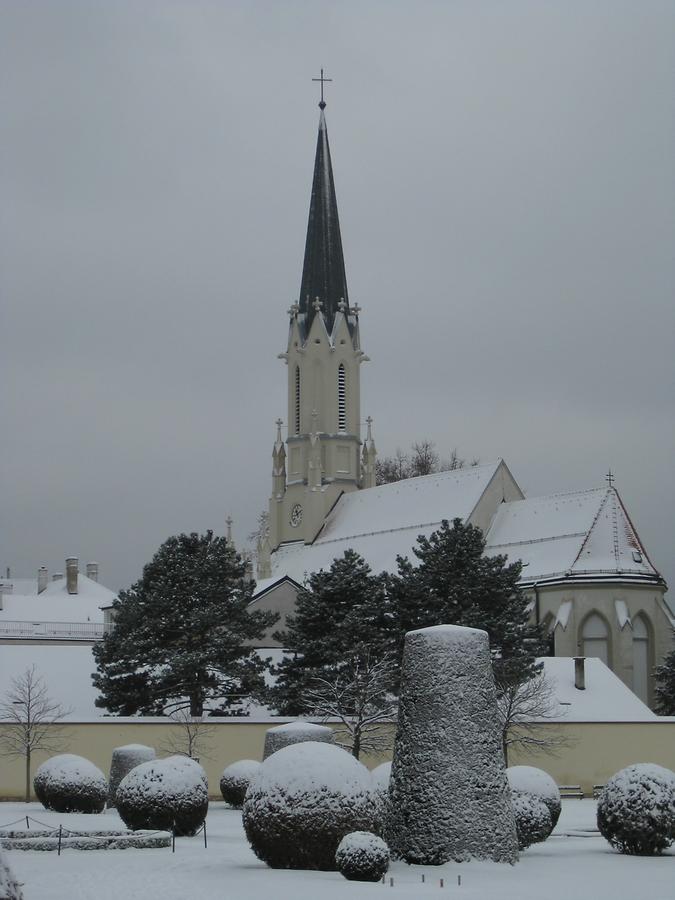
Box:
[2,0,673,597]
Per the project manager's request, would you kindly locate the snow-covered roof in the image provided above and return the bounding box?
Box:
[485,487,661,586]
[539,657,656,722]
[0,575,115,624]
[256,461,505,592]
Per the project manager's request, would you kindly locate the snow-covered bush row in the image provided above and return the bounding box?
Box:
[33,754,108,814]
[507,765,561,829]
[1,830,171,851]
[370,762,391,837]
[597,764,675,856]
[0,846,23,900]
[511,793,553,851]
[243,741,376,870]
[262,721,335,759]
[387,625,518,864]
[219,760,261,808]
[116,757,208,837]
[108,744,156,808]
[335,831,390,882]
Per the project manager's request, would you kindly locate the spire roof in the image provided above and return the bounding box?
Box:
[298,110,349,335]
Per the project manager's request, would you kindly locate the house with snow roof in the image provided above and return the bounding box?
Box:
[0,557,116,645]
[249,99,672,709]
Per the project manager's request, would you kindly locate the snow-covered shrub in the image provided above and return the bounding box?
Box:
[116,758,208,836]
[371,762,391,836]
[219,759,261,808]
[597,764,675,855]
[33,754,108,814]
[262,721,335,759]
[164,755,208,789]
[335,831,390,882]
[0,846,23,900]
[108,744,156,808]
[507,765,561,829]
[511,793,552,850]
[243,741,376,870]
[387,625,518,865]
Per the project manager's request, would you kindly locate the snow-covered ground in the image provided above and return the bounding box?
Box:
[2,799,673,900]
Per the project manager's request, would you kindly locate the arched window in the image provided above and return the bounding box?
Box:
[632,615,651,705]
[581,613,610,666]
[294,366,301,435]
[338,364,346,432]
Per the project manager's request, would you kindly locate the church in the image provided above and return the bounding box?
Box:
[248,94,673,709]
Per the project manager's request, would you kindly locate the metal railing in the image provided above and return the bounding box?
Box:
[0,620,114,641]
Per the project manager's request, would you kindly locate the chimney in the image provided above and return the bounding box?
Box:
[574,656,586,691]
[86,562,99,583]
[52,572,64,581]
[37,566,49,594]
[66,557,78,595]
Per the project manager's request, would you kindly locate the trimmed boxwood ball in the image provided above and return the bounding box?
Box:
[597,763,675,856]
[336,831,390,882]
[220,760,261,808]
[33,754,108,814]
[243,741,376,870]
[263,721,335,759]
[512,793,552,850]
[116,758,208,837]
[0,846,23,900]
[164,755,208,789]
[507,765,561,829]
[108,744,156,808]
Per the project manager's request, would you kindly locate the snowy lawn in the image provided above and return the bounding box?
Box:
[2,799,673,900]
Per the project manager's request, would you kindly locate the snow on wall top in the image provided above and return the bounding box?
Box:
[0,574,116,624]
[485,487,660,584]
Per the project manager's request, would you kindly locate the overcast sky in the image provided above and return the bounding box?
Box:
[2,1,674,598]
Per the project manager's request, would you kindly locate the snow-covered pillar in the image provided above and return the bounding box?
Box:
[387,624,518,865]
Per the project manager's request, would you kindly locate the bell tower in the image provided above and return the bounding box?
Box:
[264,85,376,562]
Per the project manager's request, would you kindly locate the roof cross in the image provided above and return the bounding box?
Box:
[312,68,332,109]
[605,469,615,488]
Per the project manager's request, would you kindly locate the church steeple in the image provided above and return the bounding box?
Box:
[298,108,349,337]
[263,87,376,562]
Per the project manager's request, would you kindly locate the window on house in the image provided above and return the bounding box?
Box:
[294,366,301,435]
[632,615,651,705]
[338,364,346,431]
[581,613,610,666]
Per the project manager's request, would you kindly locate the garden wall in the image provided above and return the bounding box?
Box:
[0,718,673,800]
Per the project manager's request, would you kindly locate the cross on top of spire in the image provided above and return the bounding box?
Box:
[605,469,615,488]
[312,68,332,109]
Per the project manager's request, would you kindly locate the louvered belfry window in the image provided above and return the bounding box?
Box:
[295,366,301,434]
[338,364,346,431]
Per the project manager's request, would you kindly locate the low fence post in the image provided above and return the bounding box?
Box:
[57,824,62,856]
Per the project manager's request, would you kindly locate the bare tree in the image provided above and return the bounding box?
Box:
[376,440,479,485]
[409,440,440,477]
[0,666,71,802]
[305,652,398,760]
[159,708,216,761]
[496,671,574,766]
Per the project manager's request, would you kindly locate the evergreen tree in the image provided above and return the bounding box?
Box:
[654,634,675,715]
[270,550,391,715]
[389,518,544,690]
[92,531,277,716]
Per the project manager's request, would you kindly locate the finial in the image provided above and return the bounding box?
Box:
[605,469,615,488]
[350,303,362,316]
[312,68,332,109]
[275,418,283,442]
[313,297,323,312]
[366,415,374,441]
[338,297,347,312]
[225,515,233,545]
[287,302,299,318]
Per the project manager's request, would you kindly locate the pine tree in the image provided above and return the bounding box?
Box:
[654,635,675,715]
[92,531,277,716]
[270,550,391,715]
[389,518,544,690]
